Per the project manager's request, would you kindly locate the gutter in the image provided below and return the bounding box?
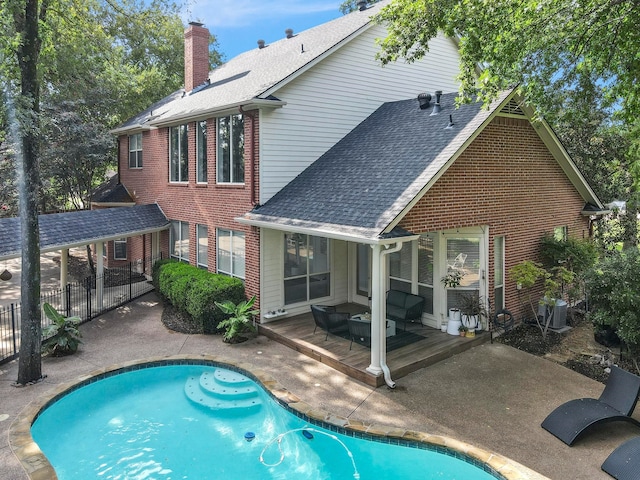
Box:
[378,242,403,389]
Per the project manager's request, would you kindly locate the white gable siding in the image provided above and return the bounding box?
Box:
[259,26,461,203]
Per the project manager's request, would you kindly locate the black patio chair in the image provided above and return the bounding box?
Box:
[310,305,349,341]
[602,436,640,480]
[347,319,372,350]
[541,365,640,446]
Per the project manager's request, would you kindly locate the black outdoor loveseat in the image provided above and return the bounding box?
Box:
[386,290,425,331]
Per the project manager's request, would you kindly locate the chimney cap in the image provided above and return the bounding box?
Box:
[357,0,368,11]
[285,28,294,39]
[188,21,204,27]
[257,39,266,49]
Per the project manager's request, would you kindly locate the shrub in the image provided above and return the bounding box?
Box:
[584,248,640,356]
[41,303,82,356]
[152,260,245,333]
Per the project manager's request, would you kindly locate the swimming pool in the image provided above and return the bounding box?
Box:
[25,359,519,479]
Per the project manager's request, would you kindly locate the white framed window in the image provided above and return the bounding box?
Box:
[170,220,189,262]
[169,124,188,182]
[128,133,142,168]
[196,120,207,183]
[554,226,567,241]
[114,238,127,260]
[417,234,435,315]
[389,242,412,293]
[217,229,245,279]
[197,224,208,268]
[283,233,330,305]
[494,236,505,311]
[217,114,244,183]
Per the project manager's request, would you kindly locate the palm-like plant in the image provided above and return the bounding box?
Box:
[41,303,82,356]
[215,296,259,343]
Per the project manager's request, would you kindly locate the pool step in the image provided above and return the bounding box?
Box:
[184,370,262,412]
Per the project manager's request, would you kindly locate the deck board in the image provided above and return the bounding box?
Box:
[258,304,489,387]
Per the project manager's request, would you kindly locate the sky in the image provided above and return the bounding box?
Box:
[183,0,347,60]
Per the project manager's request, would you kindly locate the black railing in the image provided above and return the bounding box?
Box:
[0,254,162,365]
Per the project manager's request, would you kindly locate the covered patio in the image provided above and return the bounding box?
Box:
[258,303,489,387]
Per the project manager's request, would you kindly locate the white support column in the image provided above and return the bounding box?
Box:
[60,248,69,310]
[366,244,383,376]
[95,243,104,311]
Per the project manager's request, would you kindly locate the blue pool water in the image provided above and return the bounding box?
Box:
[31,364,502,479]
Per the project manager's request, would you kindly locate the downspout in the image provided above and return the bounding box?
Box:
[239,105,257,206]
[378,242,403,389]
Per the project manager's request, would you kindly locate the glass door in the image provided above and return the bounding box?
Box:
[444,237,481,312]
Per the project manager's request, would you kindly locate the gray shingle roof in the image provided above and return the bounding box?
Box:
[241,90,514,240]
[91,175,134,204]
[0,204,169,259]
[115,2,388,131]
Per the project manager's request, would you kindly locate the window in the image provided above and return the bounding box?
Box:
[114,238,127,260]
[554,226,567,241]
[389,242,412,293]
[217,229,245,279]
[284,233,329,305]
[128,133,142,168]
[196,120,207,183]
[170,220,189,262]
[494,236,505,311]
[217,114,244,183]
[169,124,188,182]
[417,234,434,315]
[197,224,208,268]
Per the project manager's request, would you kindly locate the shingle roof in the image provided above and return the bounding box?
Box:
[0,204,169,260]
[241,90,514,240]
[91,175,134,204]
[114,2,388,131]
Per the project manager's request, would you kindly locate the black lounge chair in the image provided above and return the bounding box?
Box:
[347,318,372,350]
[310,305,349,341]
[541,366,640,446]
[602,436,640,480]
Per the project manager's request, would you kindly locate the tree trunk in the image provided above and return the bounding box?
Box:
[14,0,48,385]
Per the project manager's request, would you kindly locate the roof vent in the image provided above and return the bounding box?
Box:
[430,90,443,115]
[357,0,368,11]
[445,114,454,129]
[417,93,432,110]
[285,28,294,39]
[257,39,266,49]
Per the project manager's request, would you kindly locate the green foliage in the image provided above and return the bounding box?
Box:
[153,260,245,333]
[440,269,464,288]
[339,0,380,14]
[215,296,259,343]
[584,249,640,354]
[41,302,82,356]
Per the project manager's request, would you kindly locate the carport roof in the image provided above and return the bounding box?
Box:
[0,204,169,260]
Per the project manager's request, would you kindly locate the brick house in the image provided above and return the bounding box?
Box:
[109,3,604,382]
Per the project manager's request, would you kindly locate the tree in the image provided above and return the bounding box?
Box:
[340,0,380,14]
[3,0,50,385]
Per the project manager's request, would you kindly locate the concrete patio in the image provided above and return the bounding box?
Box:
[1,292,638,479]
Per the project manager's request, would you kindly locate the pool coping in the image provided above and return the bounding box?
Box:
[9,354,548,480]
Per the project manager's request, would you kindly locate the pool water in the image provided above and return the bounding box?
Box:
[31,364,500,479]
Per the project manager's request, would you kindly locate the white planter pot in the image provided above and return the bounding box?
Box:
[440,323,447,333]
[462,314,478,330]
[448,308,461,322]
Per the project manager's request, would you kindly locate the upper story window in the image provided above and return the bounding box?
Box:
[196,120,207,183]
[128,133,142,168]
[169,124,188,182]
[217,114,244,184]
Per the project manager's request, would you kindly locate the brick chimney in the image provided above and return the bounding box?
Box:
[184,22,210,92]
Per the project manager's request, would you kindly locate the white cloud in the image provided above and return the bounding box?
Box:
[184,0,341,27]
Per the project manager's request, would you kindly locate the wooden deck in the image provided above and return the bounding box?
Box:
[258,304,490,387]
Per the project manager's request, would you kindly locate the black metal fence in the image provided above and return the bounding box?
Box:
[0,254,161,365]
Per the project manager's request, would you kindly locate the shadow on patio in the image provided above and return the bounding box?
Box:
[258,303,489,387]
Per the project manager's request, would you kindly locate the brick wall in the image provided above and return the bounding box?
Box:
[400,116,590,319]
[119,111,262,307]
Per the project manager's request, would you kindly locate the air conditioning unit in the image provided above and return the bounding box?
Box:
[538,299,568,329]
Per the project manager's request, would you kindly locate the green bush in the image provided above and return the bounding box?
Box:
[584,248,640,354]
[152,260,245,333]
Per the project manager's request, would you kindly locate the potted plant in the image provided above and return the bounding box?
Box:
[441,269,465,288]
[458,324,468,337]
[41,302,82,356]
[459,294,487,333]
[215,295,260,343]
